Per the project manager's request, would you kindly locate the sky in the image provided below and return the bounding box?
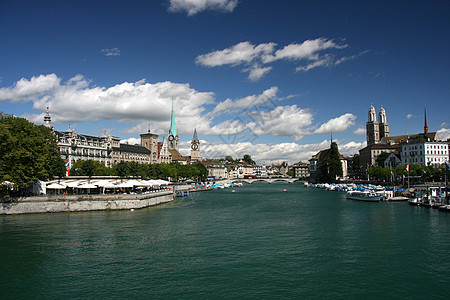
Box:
[1,0,449,164]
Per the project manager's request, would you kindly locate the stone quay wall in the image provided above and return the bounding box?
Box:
[0,191,173,215]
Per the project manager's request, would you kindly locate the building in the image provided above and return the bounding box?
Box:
[44,102,202,170]
[309,144,348,183]
[383,152,402,168]
[400,136,448,166]
[253,165,268,178]
[360,105,444,172]
[292,162,309,179]
[190,128,201,162]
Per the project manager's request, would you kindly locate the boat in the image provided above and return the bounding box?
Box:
[388,196,409,201]
[346,190,382,202]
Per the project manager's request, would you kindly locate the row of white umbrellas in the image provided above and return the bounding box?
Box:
[46,179,171,189]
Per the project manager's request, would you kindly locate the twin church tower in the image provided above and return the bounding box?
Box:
[366,104,390,146]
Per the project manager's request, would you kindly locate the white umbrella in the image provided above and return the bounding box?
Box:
[117,182,133,188]
[155,179,171,185]
[146,180,161,186]
[79,183,98,189]
[47,183,66,189]
[65,181,81,188]
[103,183,118,189]
[91,180,112,187]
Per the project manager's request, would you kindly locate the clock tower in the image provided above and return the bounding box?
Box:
[190,128,201,161]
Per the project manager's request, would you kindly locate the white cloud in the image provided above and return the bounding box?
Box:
[121,137,141,145]
[196,38,351,81]
[3,74,215,136]
[244,64,272,82]
[263,38,346,63]
[314,113,357,134]
[101,48,120,56]
[248,105,314,140]
[407,113,413,119]
[192,139,364,164]
[196,41,276,67]
[168,0,238,16]
[212,86,278,115]
[353,127,366,135]
[437,127,450,141]
[0,74,60,102]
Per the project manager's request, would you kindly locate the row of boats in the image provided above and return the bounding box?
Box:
[305,182,409,202]
[306,182,449,209]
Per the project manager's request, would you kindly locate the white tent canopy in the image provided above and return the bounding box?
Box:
[47,183,66,189]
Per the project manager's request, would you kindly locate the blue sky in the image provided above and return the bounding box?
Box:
[1,0,449,164]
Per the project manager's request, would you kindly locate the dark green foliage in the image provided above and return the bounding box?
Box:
[71,160,113,177]
[318,142,343,183]
[376,152,390,166]
[0,113,65,191]
[242,154,255,165]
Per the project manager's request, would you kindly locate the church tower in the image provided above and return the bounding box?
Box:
[366,104,379,146]
[424,105,429,134]
[378,106,389,140]
[140,129,159,164]
[190,128,201,161]
[43,106,55,131]
[167,100,179,152]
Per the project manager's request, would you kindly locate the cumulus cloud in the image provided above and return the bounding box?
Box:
[248,105,314,140]
[196,38,351,81]
[0,74,61,102]
[101,48,120,56]
[314,113,357,134]
[437,127,450,141]
[168,0,238,16]
[1,74,215,136]
[243,65,273,82]
[353,127,366,135]
[187,139,364,164]
[212,86,278,115]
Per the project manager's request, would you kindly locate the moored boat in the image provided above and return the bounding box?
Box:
[346,190,382,202]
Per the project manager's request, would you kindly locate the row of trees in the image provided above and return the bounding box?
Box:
[1,114,66,194]
[70,160,208,182]
[216,154,256,165]
[368,164,447,182]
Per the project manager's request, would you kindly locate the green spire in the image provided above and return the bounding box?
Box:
[169,100,177,137]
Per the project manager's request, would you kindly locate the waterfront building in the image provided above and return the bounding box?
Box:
[309,145,348,183]
[400,136,448,166]
[253,165,268,178]
[292,162,310,179]
[55,128,116,168]
[359,105,444,172]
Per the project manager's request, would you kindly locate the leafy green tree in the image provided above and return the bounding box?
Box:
[242,154,255,165]
[193,163,208,181]
[113,161,130,178]
[70,160,112,178]
[0,114,65,194]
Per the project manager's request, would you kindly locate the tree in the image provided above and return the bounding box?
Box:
[376,152,390,167]
[0,114,65,194]
[193,163,208,181]
[318,142,343,183]
[242,154,255,165]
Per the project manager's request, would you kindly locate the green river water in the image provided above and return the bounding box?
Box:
[1,183,449,299]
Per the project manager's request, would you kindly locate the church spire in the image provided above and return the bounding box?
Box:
[169,100,177,137]
[43,106,54,131]
[424,105,428,134]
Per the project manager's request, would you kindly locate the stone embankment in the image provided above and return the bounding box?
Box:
[0,191,173,215]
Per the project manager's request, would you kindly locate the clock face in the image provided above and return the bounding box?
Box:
[191,143,198,150]
[168,135,174,141]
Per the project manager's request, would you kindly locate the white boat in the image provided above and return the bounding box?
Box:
[346,190,382,202]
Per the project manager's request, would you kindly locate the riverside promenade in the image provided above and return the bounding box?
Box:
[0,191,173,215]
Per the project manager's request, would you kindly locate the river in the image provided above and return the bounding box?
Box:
[1,183,449,299]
